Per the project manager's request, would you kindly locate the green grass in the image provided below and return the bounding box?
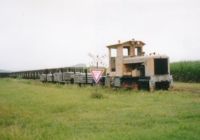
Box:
[170,60,200,82]
[0,78,200,140]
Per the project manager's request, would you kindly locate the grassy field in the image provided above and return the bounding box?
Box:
[0,79,200,140]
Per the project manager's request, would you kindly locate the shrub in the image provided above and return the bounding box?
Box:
[91,92,104,99]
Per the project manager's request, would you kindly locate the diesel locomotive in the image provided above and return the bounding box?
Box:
[105,39,173,90]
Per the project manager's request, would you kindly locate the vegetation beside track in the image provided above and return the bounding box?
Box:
[170,61,200,82]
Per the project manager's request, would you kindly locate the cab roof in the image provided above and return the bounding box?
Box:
[107,40,145,48]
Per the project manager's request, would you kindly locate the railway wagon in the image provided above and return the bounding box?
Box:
[53,72,64,83]
[63,72,74,83]
[40,74,47,82]
[74,72,94,85]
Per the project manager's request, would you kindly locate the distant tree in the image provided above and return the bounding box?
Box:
[88,53,107,68]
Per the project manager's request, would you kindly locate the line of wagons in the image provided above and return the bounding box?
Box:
[10,67,105,86]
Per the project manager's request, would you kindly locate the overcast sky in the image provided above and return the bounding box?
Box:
[0,0,200,71]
